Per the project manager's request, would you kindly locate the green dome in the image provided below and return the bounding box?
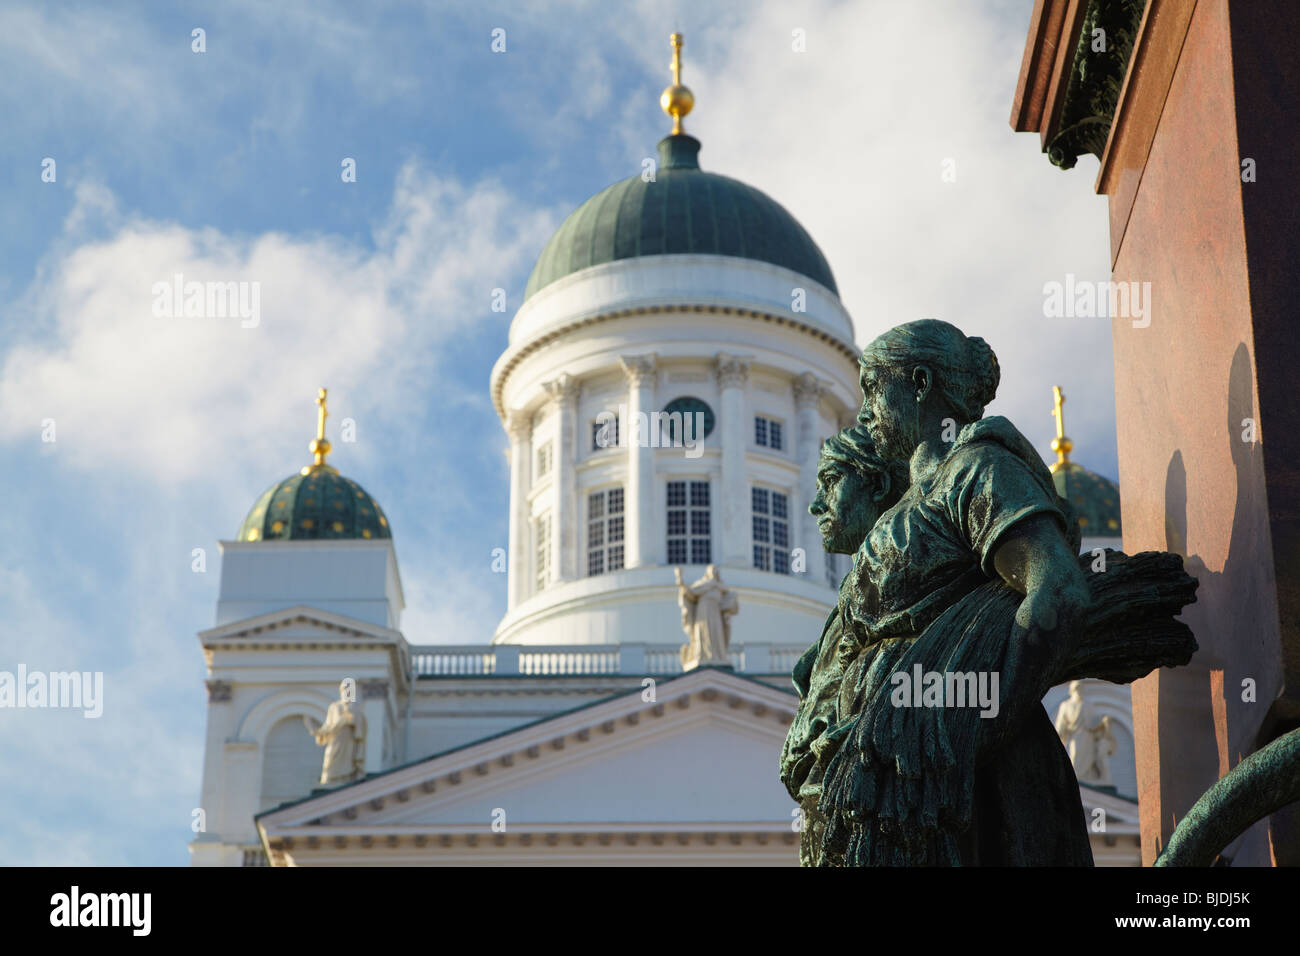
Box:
[238,467,392,543]
[1053,463,1122,537]
[524,134,838,301]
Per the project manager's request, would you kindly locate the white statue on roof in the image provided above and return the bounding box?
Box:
[306,680,367,786]
[675,565,739,671]
[1054,680,1117,787]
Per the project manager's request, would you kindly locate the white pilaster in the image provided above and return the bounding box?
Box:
[221,740,260,845]
[716,354,751,568]
[505,412,532,609]
[620,354,657,568]
[543,374,579,582]
[361,679,390,774]
[794,372,828,586]
[197,680,235,839]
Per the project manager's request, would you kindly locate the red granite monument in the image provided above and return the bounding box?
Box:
[1011,0,1300,865]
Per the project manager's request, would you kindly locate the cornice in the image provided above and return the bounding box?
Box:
[1010,0,1149,169]
[492,303,859,422]
[261,826,799,865]
[199,606,411,691]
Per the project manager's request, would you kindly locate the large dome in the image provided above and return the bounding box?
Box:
[238,467,392,543]
[524,134,838,301]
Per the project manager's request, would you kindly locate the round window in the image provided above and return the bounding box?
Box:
[662,396,715,442]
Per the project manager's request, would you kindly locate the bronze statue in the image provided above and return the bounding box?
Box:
[785,320,1199,866]
[781,424,902,863]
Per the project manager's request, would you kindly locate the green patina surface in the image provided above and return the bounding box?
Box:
[1157,726,1300,867]
[238,469,392,543]
[783,319,1198,867]
[1047,0,1149,169]
[524,134,838,300]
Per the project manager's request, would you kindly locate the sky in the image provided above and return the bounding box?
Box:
[0,0,1116,864]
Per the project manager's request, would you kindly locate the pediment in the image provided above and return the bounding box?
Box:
[257,667,802,861]
[199,605,404,648]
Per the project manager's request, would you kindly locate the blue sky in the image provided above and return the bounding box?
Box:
[0,0,1117,864]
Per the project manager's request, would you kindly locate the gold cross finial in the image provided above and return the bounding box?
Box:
[1050,385,1073,472]
[304,387,335,474]
[660,32,694,135]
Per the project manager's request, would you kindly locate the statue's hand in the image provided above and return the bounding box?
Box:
[993,514,1090,694]
[1009,580,1089,694]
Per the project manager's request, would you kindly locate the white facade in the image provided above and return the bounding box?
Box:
[492,254,860,649]
[255,666,806,866]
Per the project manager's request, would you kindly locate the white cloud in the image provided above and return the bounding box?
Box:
[685,0,1118,473]
[0,163,554,486]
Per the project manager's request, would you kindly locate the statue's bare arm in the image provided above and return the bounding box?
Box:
[991,513,1091,685]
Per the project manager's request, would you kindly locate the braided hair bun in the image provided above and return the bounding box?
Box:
[859,319,1001,422]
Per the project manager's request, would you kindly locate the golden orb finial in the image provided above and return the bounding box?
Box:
[660,32,694,135]
[303,387,338,475]
[1050,385,1074,473]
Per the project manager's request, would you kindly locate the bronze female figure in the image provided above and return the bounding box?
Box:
[801,320,1198,866]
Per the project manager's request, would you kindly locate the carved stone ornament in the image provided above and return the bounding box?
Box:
[714,353,750,389]
[504,411,532,444]
[1046,0,1148,170]
[542,373,578,405]
[619,354,657,387]
[793,372,827,410]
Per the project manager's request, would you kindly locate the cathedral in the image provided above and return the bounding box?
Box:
[190,36,1135,867]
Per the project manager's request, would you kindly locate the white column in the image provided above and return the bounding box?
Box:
[794,372,828,586]
[716,354,751,568]
[543,374,579,581]
[505,411,531,609]
[620,354,657,568]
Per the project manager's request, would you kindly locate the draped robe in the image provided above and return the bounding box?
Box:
[794,416,1094,866]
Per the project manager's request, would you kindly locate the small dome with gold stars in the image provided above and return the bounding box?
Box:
[1049,386,1121,536]
[237,389,392,543]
